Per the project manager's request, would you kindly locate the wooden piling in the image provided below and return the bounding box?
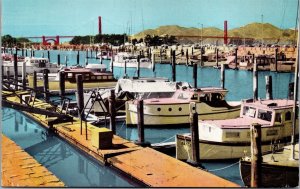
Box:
[172,50,176,82]
[124,60,127,78]
[221,64,225,89]
[193,63,197,88]
[57,54,60,66]
[135,99,149,146]
[76,74,84,134]
[188,102,200,166]
[25,49,28,57]
[234,48,238,69]
[85,58,88,66]
[216,48,219,67]
[137,55,140,78]
[43,69,50,102]
[86,50,88,59]
[59,71,65,97]
[160,48,162,63]
[253,59,258,101]
[250,123,262,188]
[33,71,37,91]
[200,47,203,66]
[110,52,114,74]
[77,51,80,65]
[42,52,44,58]
[65,56,68,67]
[152,52,155,72]
[13,53,18,90]
[22,62,26,89]
[47,50,50,62]
[21,48,24,57]
[186,49,189,66]
[109,89,116,134]
[32,50,35,57]
[275,48,278,72]
[265,75,273,100]
[192,47,194,55]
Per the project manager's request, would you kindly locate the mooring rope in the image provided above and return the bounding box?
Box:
[207,161,239,172]
[116,121,125,135]
[154,135,175,145]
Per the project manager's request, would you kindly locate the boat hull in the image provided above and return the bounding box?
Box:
[112,61,152,69]
[126,101,240,126]
[239,159,299,187]
[3,63,59,76]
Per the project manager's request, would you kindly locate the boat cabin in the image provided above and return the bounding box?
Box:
[24,57,52,68]
[63,68,115,83]
[175,88,228,103]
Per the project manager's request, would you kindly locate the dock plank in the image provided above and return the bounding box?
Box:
[108,147,240,187]
[1,135,65,187]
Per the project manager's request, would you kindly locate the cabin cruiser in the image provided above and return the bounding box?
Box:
[126,87,241,126]
[176,99,299,160]
[112,52,152,69]
[2,57,60,76]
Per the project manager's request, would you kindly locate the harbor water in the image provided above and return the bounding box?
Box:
[9,49,295,186]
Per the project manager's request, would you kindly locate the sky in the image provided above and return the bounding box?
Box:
[1,0,299,38]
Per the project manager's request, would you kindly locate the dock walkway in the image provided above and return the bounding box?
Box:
[1,135,65,187]
[3,90,239,187]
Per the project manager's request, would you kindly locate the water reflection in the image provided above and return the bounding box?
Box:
[2,108,137,187]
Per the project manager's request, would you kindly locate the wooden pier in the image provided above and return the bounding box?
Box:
[2,90,240,187]
[1,135,65,187]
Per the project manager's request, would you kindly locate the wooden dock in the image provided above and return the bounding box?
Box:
[2,90,240,187]
[1,135,65,187]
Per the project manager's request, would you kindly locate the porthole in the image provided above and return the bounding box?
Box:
[168,108,172,111]
[178,107,182,111]
[157,108,161,111]
[192,107,196,110]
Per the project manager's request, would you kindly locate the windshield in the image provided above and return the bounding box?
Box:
[243,106,256,118]
[257,109,272,122]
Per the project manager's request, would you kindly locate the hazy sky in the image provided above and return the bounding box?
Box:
[2,0,299,37]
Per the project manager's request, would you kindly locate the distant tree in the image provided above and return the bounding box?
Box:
[132,38,138,45]
[70,36,82,45]
[2,35,16,47]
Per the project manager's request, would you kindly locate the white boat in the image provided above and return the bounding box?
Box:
[97,50,112,60]
[2,57,60,76]
[112,52,152,69]
[125,87,241,126]
[176,99,299,160]
[83,77,182,113]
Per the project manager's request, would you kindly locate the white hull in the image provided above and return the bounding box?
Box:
[126,101,240,126]
[3,62,59,76]
[112,61,152,69]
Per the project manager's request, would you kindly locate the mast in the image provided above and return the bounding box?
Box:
[291,2,300,159]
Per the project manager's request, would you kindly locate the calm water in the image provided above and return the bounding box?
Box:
[11,49,295,186]
[1,107,139,187]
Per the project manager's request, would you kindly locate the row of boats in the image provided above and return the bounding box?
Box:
[2,51,299,187]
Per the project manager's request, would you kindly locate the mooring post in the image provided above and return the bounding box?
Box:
[59,71,65,98]
[192,47,194,55]
[253,59,258,101]
[151,52,155,72]
[172,50,176,82]
[33,71,37,91]
[160,48,162,63]
[186,49,189,66]
[193,63,197,88]
[109,89,116,134]
[77,51,80,65]
[65,55,68,67]
[234,48,238,69]
[275,48,278,72]
[25,49,28,57]
[13,53,18,90]
[42,52,45,58]
[33,50,35,57]
[47,50,50,62]
[85,58,88,66]
[137,55,140,78]
[95,48,98,59]
[200,47,203,66]
[188,102,201,166]
[124,60,127,78]
[220,63,225,89]
[1,65,4,82]
[86,49,88,59]
[135,99,150,147]
[57,53,60,66]
[43,69,50,102]
[90,49,92,58]
[216,48,219,67]
[250,123,262,188]
[22,61,26,89]
[21,48,24,57]
[265,75,273,100]
[76,74,84,135]
[110,51,114,74]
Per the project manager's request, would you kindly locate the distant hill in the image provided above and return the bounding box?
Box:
[132,22,297,44]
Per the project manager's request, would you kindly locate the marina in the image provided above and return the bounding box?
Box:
[2,0,299,187]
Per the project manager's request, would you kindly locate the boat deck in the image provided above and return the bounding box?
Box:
[1,135,65,187]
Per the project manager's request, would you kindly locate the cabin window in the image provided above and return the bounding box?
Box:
[157,108,161,112]
[266,130,278,136]
[103,76,108,80]
[91,76,95,80]
[168,108,172,111]
[97,76,102,79]
[257,110,272,121]
[275,113,282,123]
[199,94,209,102]
[243,106,256,118]
[211,93,223,101]
[67,73,73,78]
[178,93,189,100]
[226,132,240,138]
[285,111,291,121]
[108,75,113,79]
[191,94,198,100]
[178,107,182,111]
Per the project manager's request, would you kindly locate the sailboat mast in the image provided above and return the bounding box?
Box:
[291,2,300,159]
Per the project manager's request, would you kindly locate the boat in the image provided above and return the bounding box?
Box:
[83,77,182,113]
[112,52,152,69]
[97,50,112,60]
[176,99,299,160]
[27,64,117,91]
[2,57,60,76]
[125,87,241,126]
[239,143,299,187]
